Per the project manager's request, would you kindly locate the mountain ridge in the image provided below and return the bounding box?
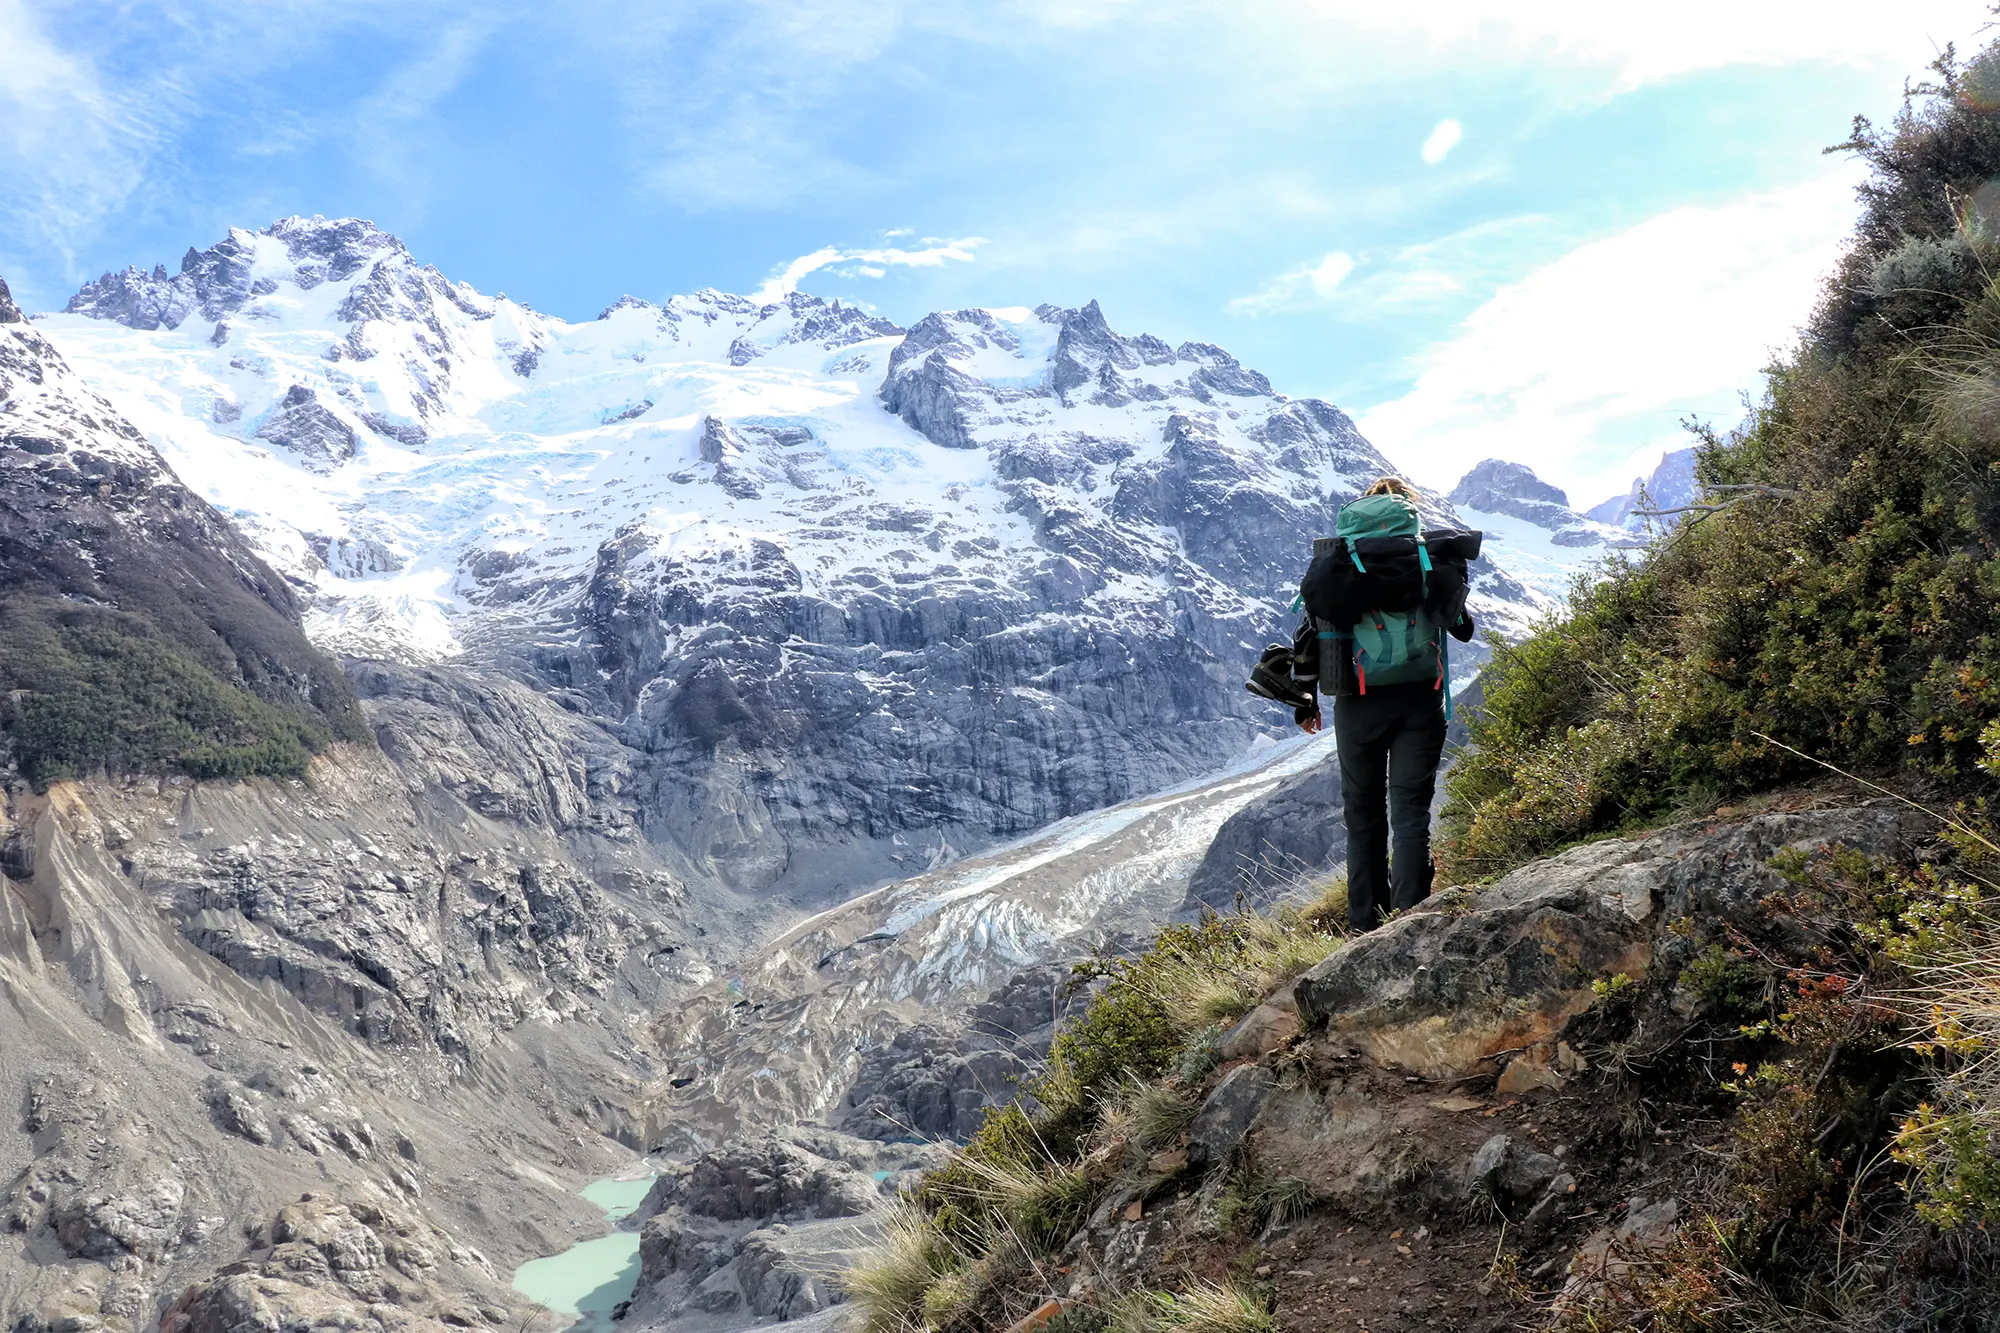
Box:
[35,214,1566,899]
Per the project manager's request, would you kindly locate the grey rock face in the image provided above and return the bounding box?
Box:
[1449,459,1571,521]
[1449,458,1606,546]
[641,1135,880,1224]
[838,962,1087,1139]
[1294,807,1916,1074]
[0,681,709,1329]
[255,385,357,470]
[158,1194,516,1333]
[626,1130,920,1330]
[1183,755,1343,914]
[66,218,405,331]
[1188,1064,1274,1167]
[0,275,22,324]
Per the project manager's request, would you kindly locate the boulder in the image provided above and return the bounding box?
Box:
[1188,1065,1274,1167]
[1294,809,1912,1078]
[1219,1004,1300,1061]
[1465,1134,1561,1203]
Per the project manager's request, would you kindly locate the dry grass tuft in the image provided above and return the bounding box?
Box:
[1111,1278,1277,1333]
[846,1202,970,1333]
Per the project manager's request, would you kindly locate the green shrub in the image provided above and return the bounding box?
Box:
[1439,50,2000,882]
[0,598,343,787]
[1678,944,1769,1019]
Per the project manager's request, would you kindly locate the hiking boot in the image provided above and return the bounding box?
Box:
[1246,644,1314,711]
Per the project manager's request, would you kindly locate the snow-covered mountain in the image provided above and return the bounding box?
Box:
[1447,458,1630,605]
[40,216,1551,897]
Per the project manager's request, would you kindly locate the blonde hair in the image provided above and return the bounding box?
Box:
[1364,476,1420,502]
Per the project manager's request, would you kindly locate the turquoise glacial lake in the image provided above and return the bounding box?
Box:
[511,1173,657,1331]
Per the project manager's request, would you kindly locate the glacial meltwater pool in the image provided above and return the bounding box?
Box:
[511,1173,657,1331]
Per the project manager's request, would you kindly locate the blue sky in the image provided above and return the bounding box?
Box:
[1,1,1990,506]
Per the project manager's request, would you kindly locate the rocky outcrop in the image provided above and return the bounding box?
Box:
[623,1131,928,1329]
[838,962,1091,1140]
[255,384,357,470]
[1026,805,1926,1333]
[1293,807,1914,1076]
[1182,755,1343,914]
[157,1193,520,1333]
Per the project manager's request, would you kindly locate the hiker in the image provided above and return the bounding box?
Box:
[1245,477,1480,932]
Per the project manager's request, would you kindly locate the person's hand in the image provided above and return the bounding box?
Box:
[1294,702,1322,733]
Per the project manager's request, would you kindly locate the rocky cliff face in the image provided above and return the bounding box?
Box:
[38,216,1555,898]
[0,657,752,1330]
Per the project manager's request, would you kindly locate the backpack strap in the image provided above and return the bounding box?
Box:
[1439,628,1453,721]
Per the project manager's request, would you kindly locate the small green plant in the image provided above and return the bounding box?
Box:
[1590,972,1637,1007]
[1171,1027,1223,1086]
[1679,944,1769,1018]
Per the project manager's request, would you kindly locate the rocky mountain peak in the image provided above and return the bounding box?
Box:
[1449,457,1616,551]
[0,274,22,324]
[1587,446,1699,530]
[1449,458,1570,512]
[65,216,408,331]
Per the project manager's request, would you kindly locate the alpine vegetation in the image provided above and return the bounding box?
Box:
[829,39,2000,1333]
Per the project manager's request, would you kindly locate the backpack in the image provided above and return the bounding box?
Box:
[1296,494,1483,701]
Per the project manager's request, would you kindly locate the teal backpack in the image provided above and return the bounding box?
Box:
[1322,493,1451,703]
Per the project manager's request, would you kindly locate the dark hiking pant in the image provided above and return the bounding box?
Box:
[1334,684,1448,932]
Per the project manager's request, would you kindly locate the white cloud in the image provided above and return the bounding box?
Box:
[753,237,984,303]
[1356,167,1864,506]
[1229,249,1355,315]
[0,0,159,272]
[1419,118,1462,164]
[1290,0,1977,90]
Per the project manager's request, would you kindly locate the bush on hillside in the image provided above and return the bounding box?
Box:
[1440,44,2000,884]
[0,595,346,787]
